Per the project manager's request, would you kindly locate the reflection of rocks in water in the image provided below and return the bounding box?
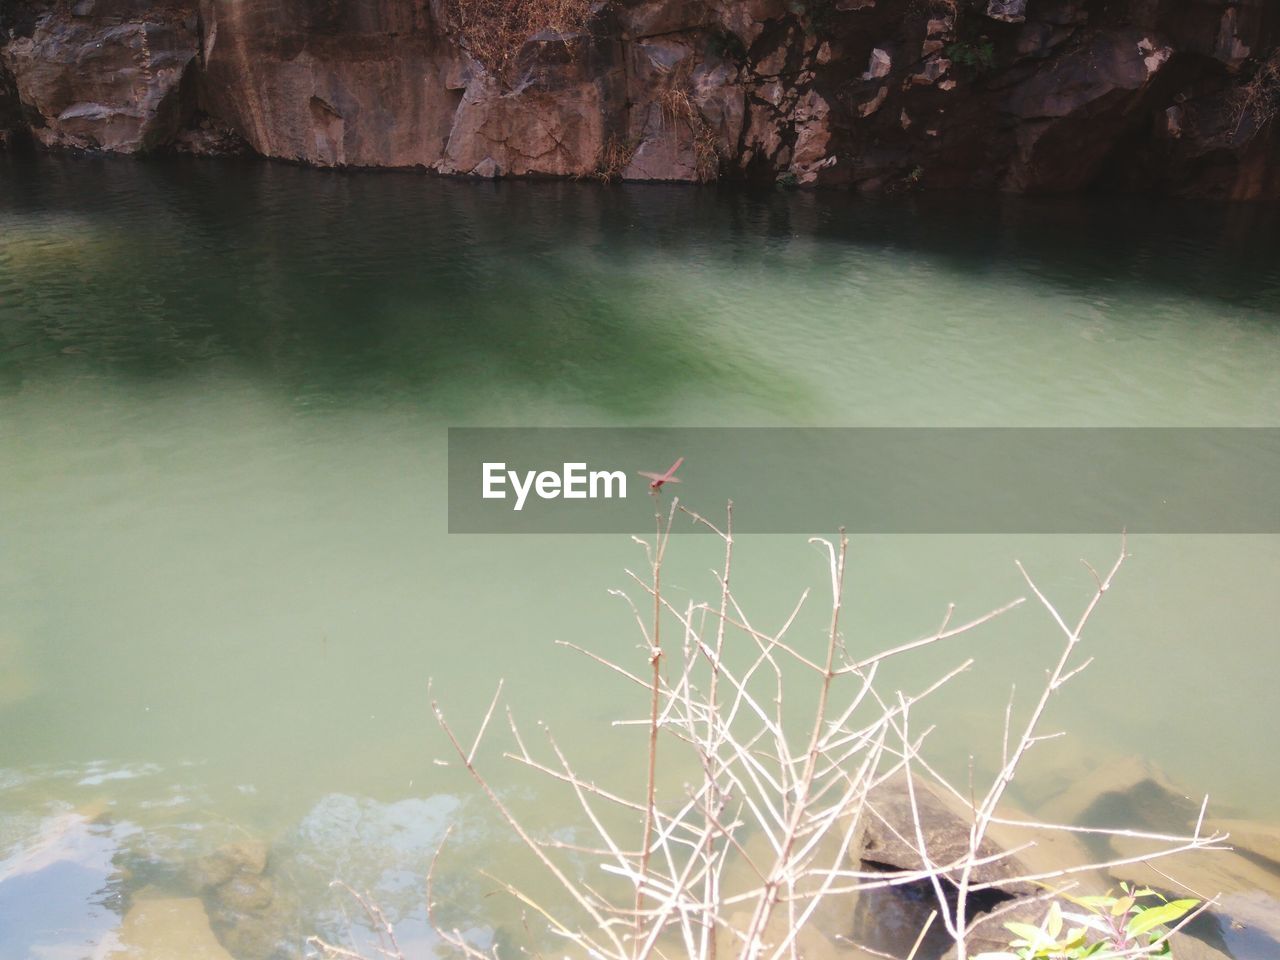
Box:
[0,805,127,958]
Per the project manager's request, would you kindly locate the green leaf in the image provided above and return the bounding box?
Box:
[1047,901,1064,940]
[1062,926,1088,949]
[1004,921,1045,944]
[1125,899,1198,938]
[1111,895,1135,917]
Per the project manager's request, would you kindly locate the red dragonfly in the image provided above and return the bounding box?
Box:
[638,456,684,492]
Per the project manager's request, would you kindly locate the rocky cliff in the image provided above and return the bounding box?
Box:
[2,0,1278,198]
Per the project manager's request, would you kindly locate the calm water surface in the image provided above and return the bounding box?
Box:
[1,153,1279,957]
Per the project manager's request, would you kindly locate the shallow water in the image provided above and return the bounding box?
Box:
[1,153,1279,957]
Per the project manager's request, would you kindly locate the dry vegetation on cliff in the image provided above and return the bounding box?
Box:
[1233,51,1280,142]
[439,0,599,81]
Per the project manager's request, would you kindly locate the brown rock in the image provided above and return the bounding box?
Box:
[790,89,833,183]
[857,85,887,118]
[440,70,606,178]
[196,0,463,170]
[0,0,1276,197]
[909,56,951,87]
[859,771,1034,894]
[1214,8,1252,70]
[926,16,954,40]
[754,41,790,78]
[742,99,782,165]
[616,0,715,39]
[713,0,787,49]
[1003,30,1176,191]
[2,12,196,152]
[861,48,891,80]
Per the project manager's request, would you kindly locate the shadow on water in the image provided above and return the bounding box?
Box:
[2,152,1279,412]
[0,154,809,414]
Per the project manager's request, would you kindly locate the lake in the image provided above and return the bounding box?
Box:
[1,152,1278,958]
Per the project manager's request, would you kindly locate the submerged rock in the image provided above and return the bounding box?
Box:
[1167,933,1234,960]
[190,839,268,892]
[102,896,235,960]
[1207,818,1280,871]
[1036,754,1203,836]
[189,836,298,960]
[859,771,1033,894]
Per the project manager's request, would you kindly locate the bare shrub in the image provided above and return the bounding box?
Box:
[314,502,1227,960]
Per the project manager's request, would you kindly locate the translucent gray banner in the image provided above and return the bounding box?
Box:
[447,428,1280,533]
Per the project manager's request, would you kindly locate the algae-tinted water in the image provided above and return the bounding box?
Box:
[1,153,1278,956]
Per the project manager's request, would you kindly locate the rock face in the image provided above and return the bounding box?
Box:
[2,0,1278,198]
[1,1,197,152]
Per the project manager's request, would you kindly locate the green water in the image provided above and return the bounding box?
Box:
[1,153,1279,957]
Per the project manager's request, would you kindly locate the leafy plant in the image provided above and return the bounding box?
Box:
[974,884,1199,960]
[945,37,996,73]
